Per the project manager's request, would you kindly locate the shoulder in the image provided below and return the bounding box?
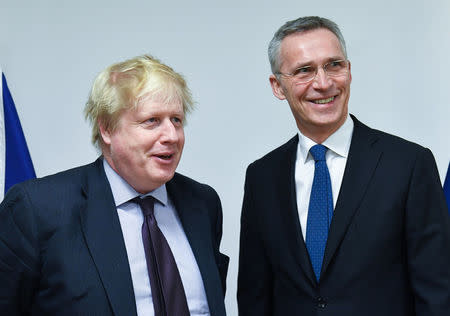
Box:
[2,160,100,209]
[249,135,298,170]
[0,160,102,252]
[353,116,431,158]
[351,116,439,184]
[169,172,220,201]
[244,135,298,181]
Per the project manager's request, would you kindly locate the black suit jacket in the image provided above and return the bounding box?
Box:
[238,116,450,316]
[0,158,229,316]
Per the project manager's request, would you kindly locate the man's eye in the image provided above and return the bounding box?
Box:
[293,66,313,76]
[172,117,183,124]
[145,117,157,124]
[328,60,344,69]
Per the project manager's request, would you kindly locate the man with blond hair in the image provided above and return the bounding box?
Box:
[0,55,228,316]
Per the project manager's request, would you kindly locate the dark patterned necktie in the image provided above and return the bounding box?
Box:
[133,196,190,316]
[305,144,334,281]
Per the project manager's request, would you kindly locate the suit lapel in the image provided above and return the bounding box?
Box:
[79,159,137,316]
[166,176,225,316]
[277,136,317,286]
[321,116,382,275]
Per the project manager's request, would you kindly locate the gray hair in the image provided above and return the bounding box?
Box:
[268,16,347,74]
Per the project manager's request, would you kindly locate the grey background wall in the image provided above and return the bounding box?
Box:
[1,0,449,314]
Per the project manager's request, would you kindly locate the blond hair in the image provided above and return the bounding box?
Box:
[84,55,194,149]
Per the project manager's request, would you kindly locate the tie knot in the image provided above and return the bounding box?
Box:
[310,144,327,162]
[133,196,155,217]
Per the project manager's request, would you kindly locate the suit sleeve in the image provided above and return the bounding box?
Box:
[0,184,40,316]
[405,147,450,315]
[237,165,273,316]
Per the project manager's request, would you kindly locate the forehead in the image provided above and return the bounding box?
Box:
[137,93,183,113]
[118,96,183,122]
[279,28,344,67]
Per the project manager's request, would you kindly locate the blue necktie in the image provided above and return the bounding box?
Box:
[305,144,333,281]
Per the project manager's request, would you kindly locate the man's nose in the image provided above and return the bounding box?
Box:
[160,119,179,142]
[311,68,332,89]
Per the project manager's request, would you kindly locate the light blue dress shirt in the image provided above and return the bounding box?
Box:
[103,159,210,316]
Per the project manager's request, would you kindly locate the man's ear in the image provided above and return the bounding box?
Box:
[348,61,352,84]
[269,74,286,100]
[98,120,112,145]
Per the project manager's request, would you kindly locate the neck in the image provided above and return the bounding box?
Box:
[297,120,345,144]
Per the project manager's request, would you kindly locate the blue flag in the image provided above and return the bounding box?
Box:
[0,72,36,199]
[444,162,450,214]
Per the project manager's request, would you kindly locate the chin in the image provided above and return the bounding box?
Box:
[155,171,176,184]
[314,110,345,124]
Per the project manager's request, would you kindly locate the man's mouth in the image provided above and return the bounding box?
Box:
[155,154,174,160]
[312,96,335,104]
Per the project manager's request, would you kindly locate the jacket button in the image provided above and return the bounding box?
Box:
[317,297,327,308]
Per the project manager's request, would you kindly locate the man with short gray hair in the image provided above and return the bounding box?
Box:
[238,16,450,316]
[0,55,229,316]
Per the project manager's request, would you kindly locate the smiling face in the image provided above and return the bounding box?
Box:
[100,96,185,193]
[269,28,352,143]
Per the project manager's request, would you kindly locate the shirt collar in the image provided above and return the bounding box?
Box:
[297,114,354,163]
[103,159,168,207]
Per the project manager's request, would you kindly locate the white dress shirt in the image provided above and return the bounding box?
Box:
[103,160,210,316]
[295,115,354,240]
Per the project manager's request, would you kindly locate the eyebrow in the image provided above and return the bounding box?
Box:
[291,56,346,69]
[291,61,313,70]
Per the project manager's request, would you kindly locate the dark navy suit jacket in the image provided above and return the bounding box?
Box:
[0,158,229,316]
[238,115,450,316]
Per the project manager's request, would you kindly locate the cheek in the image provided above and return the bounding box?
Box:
[110,134,143,162]
[109,135,128,156]
[177,129,185,147]
[132,132,157,151]
[288,84,309,100]
[338,77,351,90]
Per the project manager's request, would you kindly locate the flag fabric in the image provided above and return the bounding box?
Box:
[444,162,450,214]
[0,70,36,200]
